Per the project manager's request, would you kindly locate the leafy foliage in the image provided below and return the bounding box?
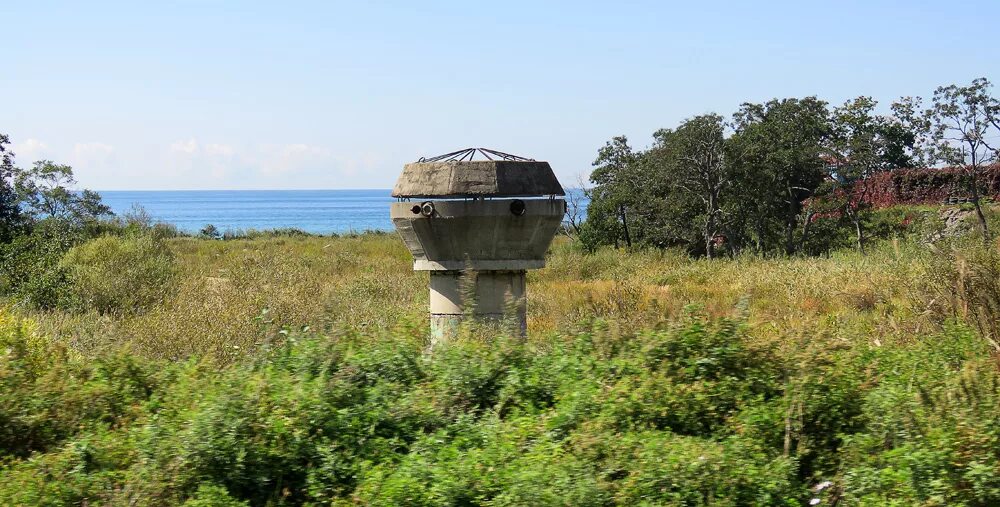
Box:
[13,160,111,223]
[853,164,1000,207]
[0,309,789,504]
[0,295,996,505]
[728,96,832,255]
[0,135,124,309]
[580,79,999,256]
[60,233,177,314]
[0,218,82,308]
[0,134,26,242]
[584,97,839,256]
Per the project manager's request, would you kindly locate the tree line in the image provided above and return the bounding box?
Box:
[0,134,156,309]
[579,78,1000,256]
[0,134,111,241]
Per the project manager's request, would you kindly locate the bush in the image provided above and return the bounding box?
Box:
[0,218,81,308]
[221,228,313,240]
[60,234,177,314]
[182,484,250,507]
[0,311,158,460]
[1,304,998,505]
[857,164,1000,207]
[7,231,1000,505]
[839,326,999,505]
[0,311,801,505]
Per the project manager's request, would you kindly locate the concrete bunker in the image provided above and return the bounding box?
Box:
[390,148,566,343]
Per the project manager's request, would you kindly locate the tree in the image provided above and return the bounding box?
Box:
[0,134,26,242]
[14,160,111,224]
[925,78,999,244]
[587,136,640,248]
[654,114,730,257]
[826,97,914,252]
[200,224,221,240]
[890,96,936,168]
[729,97,832,255]
[561,174,590,240]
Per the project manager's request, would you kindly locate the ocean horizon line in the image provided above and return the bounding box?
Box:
[95,189,586,234]
[96,188,585,192]
[96,188,393,193]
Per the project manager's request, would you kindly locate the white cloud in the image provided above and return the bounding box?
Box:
[61,142,119,188]
[257,143,333,175]
[158,138,385,188]
[204,143,234,157]
[71,142,115,170]
[13,138,49,161]
[73,142,114,158]
[168,139,237,181]
[171,139,233,158]
[170,138,200,154]
[335,152,381,178]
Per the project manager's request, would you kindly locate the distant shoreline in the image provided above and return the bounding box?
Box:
[96,189,588,235]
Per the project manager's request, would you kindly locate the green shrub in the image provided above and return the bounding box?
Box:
[221,227,313,240]
[1,311,801,505]
[182,484,250,507]
[606,431,798,505]
[60,234,176,314]
[0,219,81,308]
[0,311,158,460]
[6,229,1000,505]
[839,326,1000,505]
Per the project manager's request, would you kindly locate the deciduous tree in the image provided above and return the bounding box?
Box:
[654,114,730,257]
[0,134,26,242]
[827,97,914,252]
[925,78,999,243]
[729,97,831,255]
[587,136,639,248]
[14,160,111,224]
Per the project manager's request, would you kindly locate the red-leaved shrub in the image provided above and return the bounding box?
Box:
[856,164,1000,208]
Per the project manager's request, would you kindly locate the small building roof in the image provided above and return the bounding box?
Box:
[392,160,564,198]
[392,149,564,198]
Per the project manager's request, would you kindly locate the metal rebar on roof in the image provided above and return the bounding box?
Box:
[417,148,535,163]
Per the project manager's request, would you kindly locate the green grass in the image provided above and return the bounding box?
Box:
[4,205,1000,505]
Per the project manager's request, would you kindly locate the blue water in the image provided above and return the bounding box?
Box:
[99,190,396,234]
[99,190,588,235]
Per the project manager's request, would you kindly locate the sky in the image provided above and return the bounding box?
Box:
[4,0,999,190]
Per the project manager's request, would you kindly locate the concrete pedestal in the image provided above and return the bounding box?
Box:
[429,270,527,344]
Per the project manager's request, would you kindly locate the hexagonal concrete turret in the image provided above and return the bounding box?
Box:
[390,148,565,343]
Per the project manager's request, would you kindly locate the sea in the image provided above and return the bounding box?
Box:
[98,190,586,235]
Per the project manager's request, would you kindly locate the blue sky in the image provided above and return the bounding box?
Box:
[4,0,998,190]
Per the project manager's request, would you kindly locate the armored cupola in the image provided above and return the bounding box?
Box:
[391,148,565,198]
[390,148,566,344]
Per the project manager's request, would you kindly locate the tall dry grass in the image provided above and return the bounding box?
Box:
[533,239,932,351]
[22,230,987,362]
[31,234,425,360]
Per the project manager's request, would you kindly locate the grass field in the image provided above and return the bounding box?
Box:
[29,231,935,362]
[4,209,1000,505]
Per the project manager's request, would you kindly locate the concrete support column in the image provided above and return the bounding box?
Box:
[429,270,527,344]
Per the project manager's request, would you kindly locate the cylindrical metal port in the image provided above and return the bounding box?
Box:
[389,198,566,271]
[510,199,526,216]
[420,201,435,217]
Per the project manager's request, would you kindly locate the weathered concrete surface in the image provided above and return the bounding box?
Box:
[390,199,565,271]
[429,270,527,342]
[429,270,526,315]
[390,155,565,344]
[392,161,565,197]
